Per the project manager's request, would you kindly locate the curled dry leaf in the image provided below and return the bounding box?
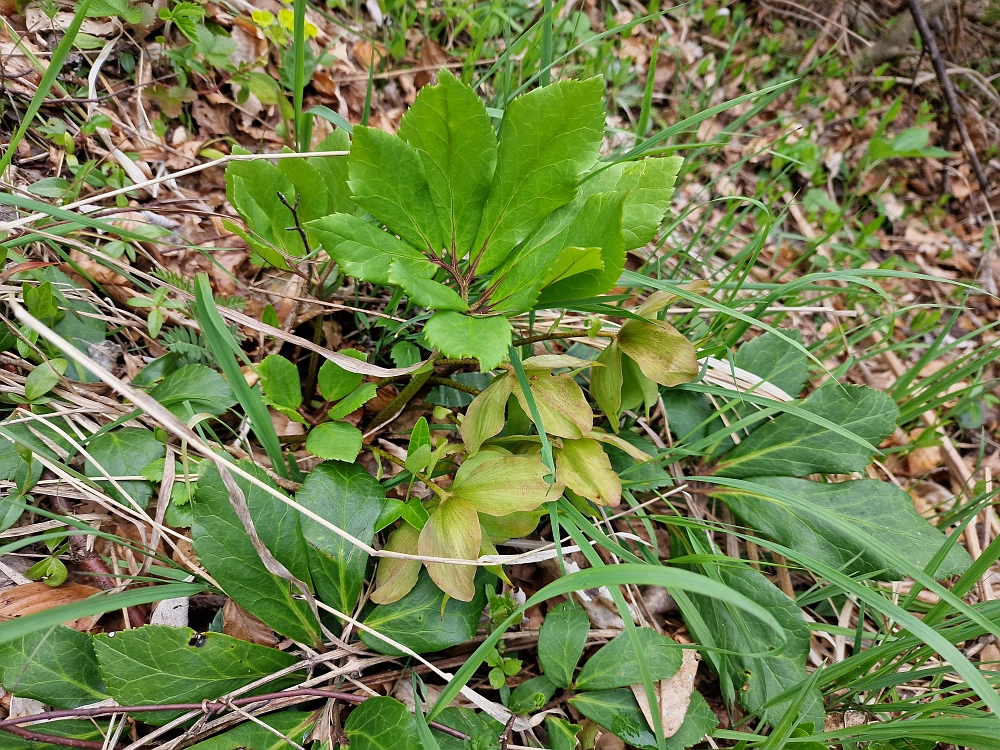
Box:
[630,647,699,738]
[0,582,103,631]
[223,598,280,648]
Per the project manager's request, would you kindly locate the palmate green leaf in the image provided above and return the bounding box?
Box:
[617,320,698,388]
[569,689,717,750]
[582,156,683,251]
[388,260,468,311]
[149,364,236,420]
[360,569,493,656]
[423,311,512,371]
[538,600,590,688]
[306,213,436,286]
[473,78,606,275]
[93,626,298,724]
[84,427,165,508]
[555,437,621,507]
[575,629,682,691]
[450,453,562,515]
[397,69,498,260]
[683,564,823,728]
[0,626,108,708]
[186,711,316,750]
[296,462,384,615]
[714,477,971,579]
[733,330,808,398]
[309,129,354,215]
[193,463,320,645]
[349,126,442,253]
[276,157,328,224]
[226,153,305,258]
[305,420,363,462]
[419,497,481,602]
[257,354,302,410]
[535,192,626,305]
[344,697,421,750]
[714,384,898,478]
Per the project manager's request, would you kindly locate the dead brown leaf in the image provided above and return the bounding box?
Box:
[0,582,104,631]
[222,599,280,647]
[631,648,699,738]
[415,39,449,89]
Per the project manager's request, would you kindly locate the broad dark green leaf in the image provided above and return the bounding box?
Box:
[349,126,442,253]
[422,311,512,371]
[296,462,384,616]
[149,364,236,420]
[344,697,420,750]
[84,427,164,508]
[733,330,808,397]
[538,600,590,687]
[397,69,497,260]
[473,78,606,274]
[93,626,298,724]
[360,569,492,656]
[603,430,673,490]
[569,689,717,750]
[0,626,108,708]
[306,213,436,285]
[257,354,302,410]
[716,476,971,579]
[575,628,682,691]
[186,711,316,750]
[661,390,732,454]
[193,463,319,645]
[682,565,823,728]
[714,384,898,478]
[24,360,65,401]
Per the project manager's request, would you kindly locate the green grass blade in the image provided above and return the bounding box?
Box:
[192,274,289,477]
[292,0,308,151]
[0,0,91,177]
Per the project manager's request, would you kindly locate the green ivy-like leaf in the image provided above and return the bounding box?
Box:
[344,697,421,750]
[296,461,385,616]
[149,364,236,420]
[360,569,492,656]
[423,311,512,371]
[327,382,378,420]
[0,626,108,708]
[569,689,717,750]
[473,78,606,275]
[84,427,165,508]
[715,476,972,579]
[538,600,590,688]
[186,711,316,750]
[714,384,899,478]
[575,629,682,691]
[349,126,442,253]
[193,463,320,645]
[397,69,498,260]
[307,213,437,286]
[93,626,298,724]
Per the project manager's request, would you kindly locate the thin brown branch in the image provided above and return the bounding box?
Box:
[47,472,145,629]
[0,689,470,741]
[906,0,990,195]
[0,723,110,750]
